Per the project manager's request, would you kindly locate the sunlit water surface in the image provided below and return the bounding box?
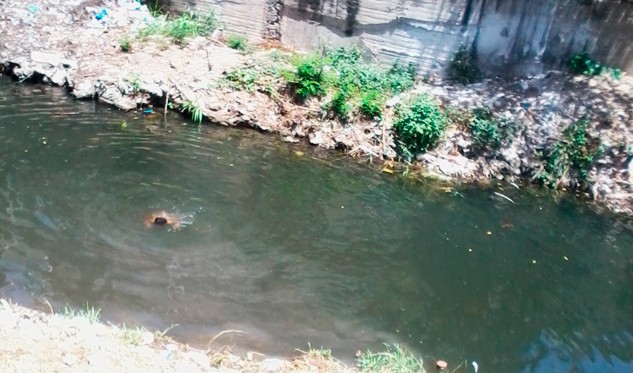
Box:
[0,78,632,372]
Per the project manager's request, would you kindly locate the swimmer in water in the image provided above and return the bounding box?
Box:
[145,212,180,229]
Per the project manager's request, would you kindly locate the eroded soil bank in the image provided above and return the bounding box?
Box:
[1,0,633,216]
[0,299,357,372]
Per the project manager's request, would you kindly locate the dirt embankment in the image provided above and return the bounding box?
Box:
[1,0,632,217]
[0,299,356,372]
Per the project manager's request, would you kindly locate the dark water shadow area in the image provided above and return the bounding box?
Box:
[0,78,631,372]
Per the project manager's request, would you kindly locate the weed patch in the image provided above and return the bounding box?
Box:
[219,65,282,99]
[226,34,249,52]
[468,108,513,152]
[281,46,417,120]
[119,34,131,52]
[394,94,448,158]
[449,45,482,85]
[568,51,621,79]
[60,303,101,324]
[356,343,424,372]
[536,118,598,188]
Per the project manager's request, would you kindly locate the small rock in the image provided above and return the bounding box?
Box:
[18,319,44,341]
[187,351,211,369]
[60,59,78,69]
[309,131,324,145]
[436,359,448,371]
[282,135,299,143]
[62,353,78,366]
[72,81,95,99]
[50,69,67,86]
[261,358,286,372]
[385,95,401,108]
[30,51,61,67]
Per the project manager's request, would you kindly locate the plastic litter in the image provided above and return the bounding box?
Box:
[95,8,108,21]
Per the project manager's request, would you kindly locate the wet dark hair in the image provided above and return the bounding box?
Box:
[154,217,168,225]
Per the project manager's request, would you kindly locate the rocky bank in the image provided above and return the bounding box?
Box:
[1,0,632,216]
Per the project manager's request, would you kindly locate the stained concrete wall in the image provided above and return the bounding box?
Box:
[158,0,633,76]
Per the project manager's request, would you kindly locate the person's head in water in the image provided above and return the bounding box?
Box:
[154,217,168,225]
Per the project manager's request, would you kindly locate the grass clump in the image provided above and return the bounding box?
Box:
[182,99,203,124]
[120,324,152,346]
[119,34,131,52]
[393,94,448,159]
[468,108,512,152]
[226,34,249,51]
[536,117,598,188]
[60,303,101,324]
[281,46,417,120]
[449,45,482,85]
[356,343,424,372]
[568,51,622,79]
[138,11,221,44]
[126,74,141,93]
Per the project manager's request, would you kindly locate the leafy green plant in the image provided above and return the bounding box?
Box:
[138,11,221,44]
[182,99,203,124]
[360,89,385,119]
[220,65,281,96]
[281,46,417,121]
[537,118,598,188]
[282,54,330,100]
[226,34,248,51]
[126,75,141,92]
[326,82,354,120]
[449,45,482,85]
[394,94,448,158]
[221,68,260,92]
[568,51,622,79]
[569,52,603,76]
[468,108,512,151]
[386,61,418,93]
[119,34,131,52]
[60,303,102,324]
[356,343,424,372]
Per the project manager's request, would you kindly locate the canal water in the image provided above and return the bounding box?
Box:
[0,78,632,372]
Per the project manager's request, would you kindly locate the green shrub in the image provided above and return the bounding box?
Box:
[468,108,511,151]
[394,94,448,158]
[281,46,418,120]
[227,34,248,51]
[569,52,603,76]
[359,89,384,119]
[327,83,354,120]
[282,54,330,100]
[537,118,597,188]
[386,61,418,93]
[568,51,621,79]
[449,45,482,85]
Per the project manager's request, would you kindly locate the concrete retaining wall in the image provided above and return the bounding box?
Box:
[157,0,633,76]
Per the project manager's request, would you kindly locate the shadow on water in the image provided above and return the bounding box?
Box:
[0,77,631,372]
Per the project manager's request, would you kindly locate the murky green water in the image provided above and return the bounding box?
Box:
[0,78,632,372]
